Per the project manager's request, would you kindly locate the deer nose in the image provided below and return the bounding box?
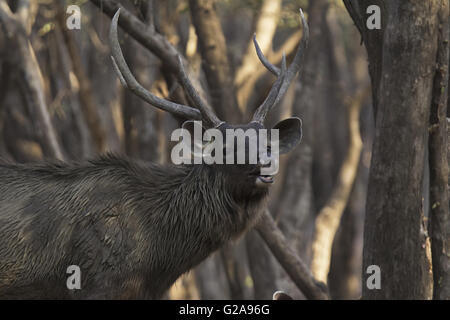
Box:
[259,157,271,166]
[259,150,276,167]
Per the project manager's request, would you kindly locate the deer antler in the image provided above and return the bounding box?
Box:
[110,9,221,127]
[175,55,223,127]
[252,9,309,123]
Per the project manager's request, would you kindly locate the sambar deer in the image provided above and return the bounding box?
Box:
[0,8,308,299]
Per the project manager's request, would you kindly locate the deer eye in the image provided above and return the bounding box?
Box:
[260,146,271,159]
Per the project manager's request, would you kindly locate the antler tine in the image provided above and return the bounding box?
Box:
[253,34,280,76]
[252,8,309,123]
[272,9,309,108]
[176,55,222,127]
[109,9,201,120]
[252,53,287,123]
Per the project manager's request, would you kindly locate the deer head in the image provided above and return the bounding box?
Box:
[109,8,309,191]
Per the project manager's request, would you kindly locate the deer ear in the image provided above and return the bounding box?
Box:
[272,117,302,154]
[273,290,294,300]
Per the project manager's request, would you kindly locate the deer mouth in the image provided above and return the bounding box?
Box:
[251,165,275,186]
[255,174,274,187]
[257,175,274,184]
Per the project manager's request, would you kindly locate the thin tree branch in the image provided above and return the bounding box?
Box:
[311,86,370,283]
[90,0,180,75]
[89,0,210,117]
[188,0,242,123]
[342,0,364,44]
[56,1,108,152]
[0,0,64,160]
[255,210,329,300]
[220,243,245,299]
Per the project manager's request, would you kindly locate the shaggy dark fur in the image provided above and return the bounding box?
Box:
[0,154,268,299]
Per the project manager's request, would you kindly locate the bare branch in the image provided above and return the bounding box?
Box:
[0,0,64,160]
[220,244,245,299]
[189,0,242,123]
[56,2,108,152]
[255,210,329,300]
[109,9,201,121]
[89,0,210,116]
[311,86,370,283]
[90,0,179,75]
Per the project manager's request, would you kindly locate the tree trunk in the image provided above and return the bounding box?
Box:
[188,0,241,123]
[357,0,440,299]
[429,0,450,300]
[0,1,64,160]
